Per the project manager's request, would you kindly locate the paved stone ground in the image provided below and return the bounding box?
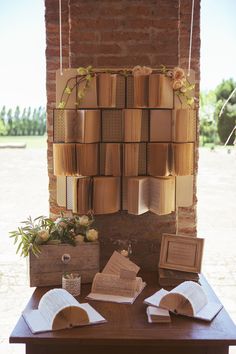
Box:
[0,146,236,353]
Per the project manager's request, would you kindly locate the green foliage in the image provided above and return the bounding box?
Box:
[214,79,236,145]
[0,106,46,136]
[9,214,97,258]
[199,90,219,145]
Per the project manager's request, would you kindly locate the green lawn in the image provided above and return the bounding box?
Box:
[0,135,47,148]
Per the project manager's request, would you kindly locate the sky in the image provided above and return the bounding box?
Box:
[0,0,236,108]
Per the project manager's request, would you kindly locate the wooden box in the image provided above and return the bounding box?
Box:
[28,242,100,287]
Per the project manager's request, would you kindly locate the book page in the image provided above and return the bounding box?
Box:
[93,177,120,214]
[148,143,170,176]
[172,143,194,176]
[102,109,123,142]
[91,273,142,297]
[127,177,149,215]
[124,143,139,176]
[173,109,196,142]
[53,143,76,176]
[150,110,172,142]
[103,143,121,176]
[168,281,208,316]
[149,177,175,215]
[175,175,194,207]
[102,251,140,275]
[23,289,106,333]
[76,143,98,176]
[65,110,78,143]
[98,73,117,107]
[144,288,169,307]
[134,75,148,107]
[87,281,146,304]
[78,76,98,108]
[123,109,142,142]
[38,289,88,329]
[84,110,101,143]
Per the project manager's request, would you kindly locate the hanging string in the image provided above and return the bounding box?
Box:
[219,87,236,117]
[187,0,195,76]
[59,0,63,75]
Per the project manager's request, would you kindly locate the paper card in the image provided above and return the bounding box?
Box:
[102,251,140,275]
[120,269,136,280]
[159,233,204,273]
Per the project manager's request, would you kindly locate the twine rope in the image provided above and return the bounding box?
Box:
[59,0,63,75]
[188,0,195,76]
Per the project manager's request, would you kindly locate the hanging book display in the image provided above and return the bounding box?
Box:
[53,66,196,216]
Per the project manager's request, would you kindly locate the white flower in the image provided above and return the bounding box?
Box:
[79,215,90,226]
[86,229,98,242]
[75,234,85,243]
[37,229,49,241]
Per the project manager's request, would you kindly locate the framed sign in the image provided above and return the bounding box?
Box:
[159,234,204,273]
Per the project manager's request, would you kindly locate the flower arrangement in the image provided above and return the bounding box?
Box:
[58,64,196,110]
[9,213,98,257]
[160,65,196,107]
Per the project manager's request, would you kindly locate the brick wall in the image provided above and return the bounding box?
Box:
[45,0,200,269]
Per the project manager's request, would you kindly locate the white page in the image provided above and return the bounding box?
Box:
[78,303,106,323]
[144,289,169,307]
[38,289,80,328]
[169,281,207,315]
[193,301,223,322]
[22,310,51,333]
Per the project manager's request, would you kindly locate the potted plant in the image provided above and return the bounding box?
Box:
[10,213,99,286]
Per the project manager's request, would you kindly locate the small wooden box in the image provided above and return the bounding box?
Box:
[28,242,100,287]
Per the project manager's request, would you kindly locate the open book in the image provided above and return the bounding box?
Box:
[72,176,120,215]
[123,143,147,176]
[172,142,194,176]
[53,143,76,176]
[144,281,223,322]
[100,143,121,176]
[87,251,146,304]
[23,288,106,334]
[148,143,171,176]
[98,73,117,107]
[123,109,148,142]
[148,74,173,109]
[127,176,175,215]
[76,143,99,176]
[64,109,100,143]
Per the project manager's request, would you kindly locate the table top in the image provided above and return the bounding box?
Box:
[10,272,236,346]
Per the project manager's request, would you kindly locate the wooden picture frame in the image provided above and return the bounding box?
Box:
[159,233,204,273]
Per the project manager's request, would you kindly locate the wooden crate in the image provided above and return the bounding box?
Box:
[28,242,100,287]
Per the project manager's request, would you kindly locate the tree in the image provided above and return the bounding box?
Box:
[214,79,236,145]
[199,90,218,145]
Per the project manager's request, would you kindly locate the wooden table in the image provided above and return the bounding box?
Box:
[10,272,236,354]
